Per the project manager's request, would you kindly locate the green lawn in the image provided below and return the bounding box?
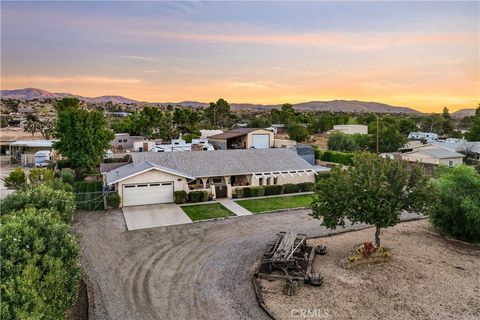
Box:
[236,194,313,214]
[181,203,235,221]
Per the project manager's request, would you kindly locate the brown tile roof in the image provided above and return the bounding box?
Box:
[207,128,261,140]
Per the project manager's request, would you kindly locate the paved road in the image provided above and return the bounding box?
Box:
[74,209,421,320]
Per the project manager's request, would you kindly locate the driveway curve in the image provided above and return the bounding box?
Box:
[74,209,420,320]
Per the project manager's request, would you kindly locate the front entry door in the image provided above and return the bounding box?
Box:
[215,185,228,198]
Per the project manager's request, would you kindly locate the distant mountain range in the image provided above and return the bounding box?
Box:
[0,88,138,104]
[451,108,477,118]
[0,87,429,114]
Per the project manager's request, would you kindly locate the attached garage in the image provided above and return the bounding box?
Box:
[122,182,174,206]
[251,134,270,149]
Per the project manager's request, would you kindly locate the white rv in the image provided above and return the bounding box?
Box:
[34,150,51,167]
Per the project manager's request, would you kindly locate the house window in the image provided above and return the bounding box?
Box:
[448,160,454,167]
[123,139,128,142]
[118,140,122,143]
[274,177,278,185]
[212,177,222,184]
[259,178,264,186]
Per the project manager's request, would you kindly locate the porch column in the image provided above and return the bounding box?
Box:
[224,176,232,198]
[201,177,208,189]
[210,185,216,199]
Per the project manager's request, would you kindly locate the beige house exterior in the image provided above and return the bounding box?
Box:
[105,148,322,207]
[401,144,464,167]
[208,128,274,150]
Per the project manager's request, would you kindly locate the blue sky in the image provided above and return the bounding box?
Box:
[1,1,479,111]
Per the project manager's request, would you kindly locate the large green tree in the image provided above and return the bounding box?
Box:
[465,105,480,141]
[205,98,232,128]
[53,98,114,170]
[311,153,433,246]
[286,122,309,142]
[0,208,80,320]
[0,183,76,223]
[370,119,406,153]
[430,165,480,243]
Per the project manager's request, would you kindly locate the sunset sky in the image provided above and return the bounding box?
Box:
[1,1,479,112]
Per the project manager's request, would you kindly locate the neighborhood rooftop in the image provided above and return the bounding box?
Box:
[207,128,261,140]
[407,147,465,159]
[106,148,317,185]
[9,140,57,147]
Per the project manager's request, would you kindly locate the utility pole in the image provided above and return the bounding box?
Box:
[376,115,380,154]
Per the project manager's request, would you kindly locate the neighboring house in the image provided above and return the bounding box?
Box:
[294,144,315,165]
[431,140,480,159]
[104,148,323,207]
[408,132,438,141]
[208,128,274,150]
[9,140,58,166]
[331,125,368,135]
[200,129,223,139]
[271,123,286,134]
[110,133,146,152]
[401,144,464,167]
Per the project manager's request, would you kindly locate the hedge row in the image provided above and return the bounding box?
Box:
[236,182,315,199]
[174,181,316,203]
[318,150,355,165]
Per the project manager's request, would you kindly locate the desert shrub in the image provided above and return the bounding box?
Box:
[0,208,80,320]
[29,168,54,185]
[106,192,121,208]
[57,159,72,170]
[283,183,299,194]
[60,168,76,185]
[0,184,76,223]
[235,188,244,198]
[2,168,27,190]
[321,150,355,165]
[43,179,74,193]
[327,132,359,152]
[264,185,284,196]
[174,190,187,204]
[189,190,208,203]
[430,165,480,243]
[298,182,315,192]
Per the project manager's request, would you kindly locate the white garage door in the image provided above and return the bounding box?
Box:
[122,182,173,206]
[252,134,270,149]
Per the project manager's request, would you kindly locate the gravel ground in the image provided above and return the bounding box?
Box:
[73,209,422,320]
[260,220,480,320]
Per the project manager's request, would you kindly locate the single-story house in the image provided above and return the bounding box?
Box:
[110,133,146,152]
[9,140,59,166]
[401,144,464,167]
[431,140,480,159]
[331,125,368,135]
[208,128,274,150]
[104,148,324,207]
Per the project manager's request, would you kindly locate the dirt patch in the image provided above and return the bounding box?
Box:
[67,278,89,320]
[259,220,480,320]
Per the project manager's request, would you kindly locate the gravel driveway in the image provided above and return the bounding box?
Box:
[73,209,421,320]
